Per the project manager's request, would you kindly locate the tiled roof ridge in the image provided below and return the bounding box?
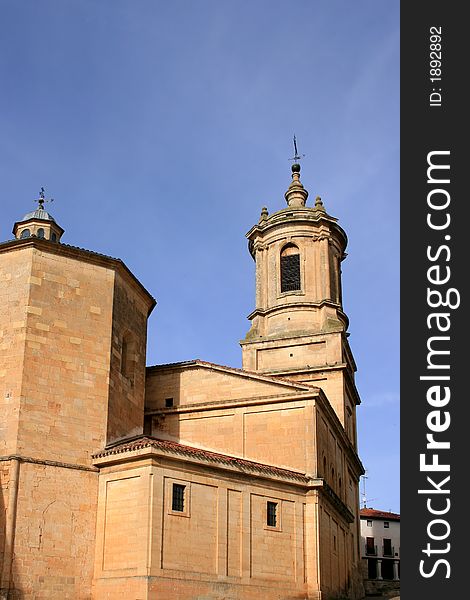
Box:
[360,508,400,520]
[147,358,317,390]
[93,435,309,482]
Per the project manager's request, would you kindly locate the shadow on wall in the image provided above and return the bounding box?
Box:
[0,459,24,600]
[144,368,183,443]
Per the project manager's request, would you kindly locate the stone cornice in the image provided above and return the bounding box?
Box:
[246,207,348,258]
[92,436,310,485]
[244,300,348,325]
[92,436,357,523]
[144,390,321,416]
[146,359,313,391]
[0,237,156,315]
[0,454,98,473]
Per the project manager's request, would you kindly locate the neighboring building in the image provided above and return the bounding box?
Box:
[0,164,365,600]
[360,508,400,595]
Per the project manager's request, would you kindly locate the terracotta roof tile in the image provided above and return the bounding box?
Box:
[360,508,400,521]
[93,436,309,483]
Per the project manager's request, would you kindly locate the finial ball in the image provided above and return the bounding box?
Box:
[292,163,301,173]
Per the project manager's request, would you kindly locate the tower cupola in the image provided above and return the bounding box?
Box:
[13,188,64,242]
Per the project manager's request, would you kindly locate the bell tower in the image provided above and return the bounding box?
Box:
[241,161,360,440]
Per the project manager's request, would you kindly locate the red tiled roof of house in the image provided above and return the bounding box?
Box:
[93,436,309,483]
[360,508,400,521]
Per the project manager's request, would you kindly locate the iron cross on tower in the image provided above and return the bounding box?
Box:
[289,135,305,164]
[36,187,54,210]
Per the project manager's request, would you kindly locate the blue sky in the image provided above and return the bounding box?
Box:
[1,1,400,512]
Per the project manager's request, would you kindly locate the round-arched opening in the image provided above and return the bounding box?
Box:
[20,229,31,239]
[37,228,45,239]
[280,243,301,292]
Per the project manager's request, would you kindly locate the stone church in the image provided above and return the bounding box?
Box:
[0,163,365,599]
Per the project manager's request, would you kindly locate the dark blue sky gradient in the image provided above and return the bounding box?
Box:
[1,0,400,511]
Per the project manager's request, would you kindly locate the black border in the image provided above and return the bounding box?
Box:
[401,3,466,597]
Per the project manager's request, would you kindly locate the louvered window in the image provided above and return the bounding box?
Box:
[280,245,301,292]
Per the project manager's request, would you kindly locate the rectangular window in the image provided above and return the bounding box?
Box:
[172,483,185,512]
[384,521,389,528]
[267,501,277,527]
[367,519,372,527]
[366,536,376,555]
[383,538,393,557]
[165,397,174,408]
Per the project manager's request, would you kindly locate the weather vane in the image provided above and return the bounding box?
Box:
[36,187,54,210]
[289,135,305,163]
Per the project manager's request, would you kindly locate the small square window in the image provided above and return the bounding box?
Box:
[172,483,185,512]
[384,521,389,528]
[165,397,174,408]
[267,501,277,527]
[367,520,372,527]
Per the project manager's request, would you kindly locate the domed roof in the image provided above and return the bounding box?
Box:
[21,208,56,223]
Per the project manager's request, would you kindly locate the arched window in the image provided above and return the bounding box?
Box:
[37,228,45,238]
[20,229,31,239]
[280,244,301,292]
[51,232,57,242]
[121,333,136,382]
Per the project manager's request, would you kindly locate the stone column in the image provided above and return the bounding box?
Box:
[393,560,400,580]
[376,559,383,580]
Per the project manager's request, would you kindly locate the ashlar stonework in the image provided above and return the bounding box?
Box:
[1,165,365,599]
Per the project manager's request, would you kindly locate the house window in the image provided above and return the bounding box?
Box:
[172,483,185,512]
[165,397,174,408]
[267,501,277,527]
[384,521,389,528]
[366,536,376,556]
[367,520,372,527]
[383,538,393,557]
[280,244,301,292]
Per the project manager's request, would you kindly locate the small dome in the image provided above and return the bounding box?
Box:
[22,208,56,223]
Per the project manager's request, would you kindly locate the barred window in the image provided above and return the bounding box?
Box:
[280,245,300,292]
[172,483,185,512]
[267,501,277,527]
